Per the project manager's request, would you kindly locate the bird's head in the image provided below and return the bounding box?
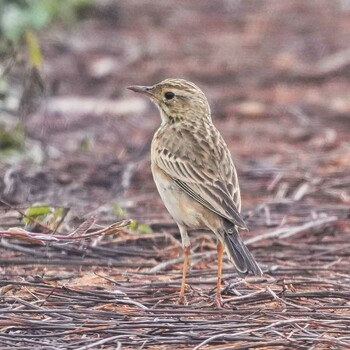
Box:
[128,78,211,125]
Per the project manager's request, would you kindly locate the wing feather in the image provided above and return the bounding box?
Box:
[154,123,247,229]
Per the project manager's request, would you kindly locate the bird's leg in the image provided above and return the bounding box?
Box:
[216,241,224,307]
[178,224,190,304]
[179,245,190,304]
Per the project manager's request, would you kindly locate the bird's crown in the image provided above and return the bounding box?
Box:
[128,78,211,124]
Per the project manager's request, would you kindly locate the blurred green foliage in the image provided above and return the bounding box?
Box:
[128,219,153,234]
[79,136,94,152]
[0,0,94,42]
[112,201,128,218]
[0,122,44,164]
[23,203,68,230]
[25,30,42,67]
[0,0,94,165]
[0,123,25,151]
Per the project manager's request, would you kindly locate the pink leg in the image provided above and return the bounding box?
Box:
[216,241,224,307]
[179,245,190,304]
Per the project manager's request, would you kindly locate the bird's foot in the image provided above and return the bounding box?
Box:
[215,291,224,308]
[178,294,188,305]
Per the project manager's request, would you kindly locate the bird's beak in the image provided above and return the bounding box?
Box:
[127,85,153,96]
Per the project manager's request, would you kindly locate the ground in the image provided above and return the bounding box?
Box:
[0,1,350,349]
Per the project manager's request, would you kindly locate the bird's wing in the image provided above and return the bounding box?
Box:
[154,124,247,229]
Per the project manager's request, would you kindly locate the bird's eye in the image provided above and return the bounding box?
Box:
[164,91,175,100]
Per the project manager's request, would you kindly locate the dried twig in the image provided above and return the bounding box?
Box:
[245,216,338,245]
[0,219,131,245]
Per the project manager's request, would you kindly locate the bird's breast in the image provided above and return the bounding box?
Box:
[151,163,213,229]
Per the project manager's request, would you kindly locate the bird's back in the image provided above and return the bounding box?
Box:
[152,118,244,228]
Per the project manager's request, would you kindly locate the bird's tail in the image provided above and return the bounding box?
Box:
[221,221,262,276]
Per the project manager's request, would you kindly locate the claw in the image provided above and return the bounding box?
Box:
[179,294,188,305]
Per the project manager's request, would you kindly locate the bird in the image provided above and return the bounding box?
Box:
[128,78,262,306]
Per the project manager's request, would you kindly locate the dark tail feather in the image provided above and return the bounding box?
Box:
[222,223,262,276]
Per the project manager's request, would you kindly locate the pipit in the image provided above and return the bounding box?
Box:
[128,79,262,306]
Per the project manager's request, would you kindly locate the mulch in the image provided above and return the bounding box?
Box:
[1,1,350,349]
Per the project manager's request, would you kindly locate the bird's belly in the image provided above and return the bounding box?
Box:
[152,165,206,228]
